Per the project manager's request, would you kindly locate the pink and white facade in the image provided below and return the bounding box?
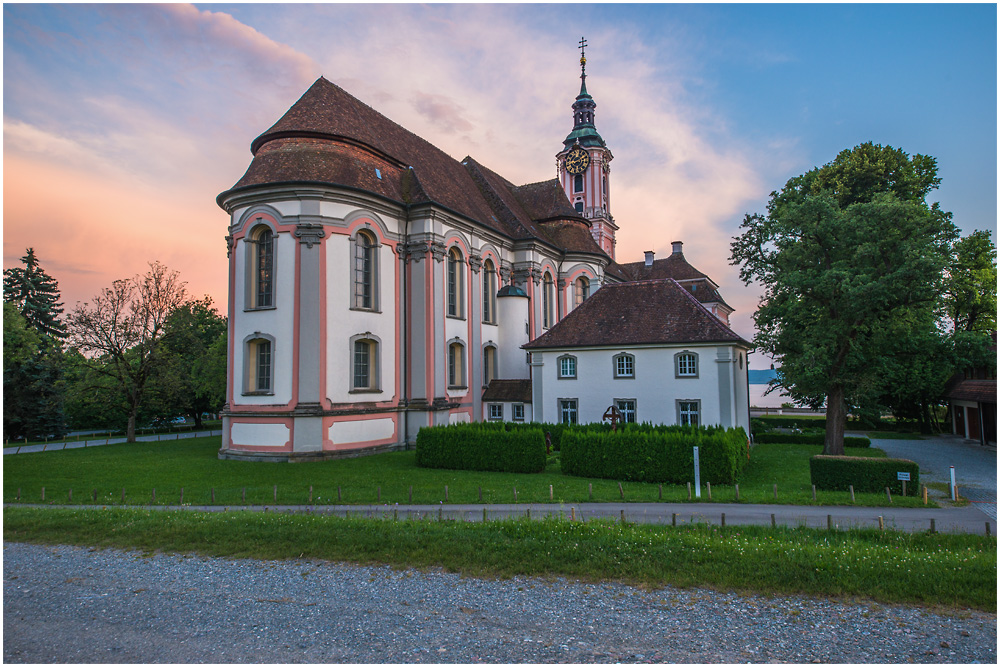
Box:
[218,57,745,460]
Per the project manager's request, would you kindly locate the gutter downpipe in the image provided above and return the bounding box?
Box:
[402,198,411,449]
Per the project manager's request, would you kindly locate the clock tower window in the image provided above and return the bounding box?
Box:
[573,173,583,192]
[575,202,584,215]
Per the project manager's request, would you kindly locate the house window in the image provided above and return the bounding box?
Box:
[614,353,635,379]
[512,403,525,422]
[447,247,464,318]
[560,399,578,425]
[483,345,497,386]
[558,355,577,379]
[247,225,275,309]
[353,230,377,310]
[616,399,636,423]
[542,272,554,329]
[448,341,466,388]
[676,351,698,378]
[574,173,583,193]
[244,336,274,394]
[488,404,503,421]
[678,400,700,427]
[482,259,497,323]
[574,276,590,308]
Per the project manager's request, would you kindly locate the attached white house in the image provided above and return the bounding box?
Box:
[524,279,751,430]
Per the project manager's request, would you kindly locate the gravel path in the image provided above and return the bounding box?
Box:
[4,542,995,663]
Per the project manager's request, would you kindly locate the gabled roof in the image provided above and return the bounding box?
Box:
[523,279,748,350]
[482,379,533,402]
[619,252,732,310]
[946,379,997,403]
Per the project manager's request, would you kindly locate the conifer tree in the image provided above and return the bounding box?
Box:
[3,248,67,339]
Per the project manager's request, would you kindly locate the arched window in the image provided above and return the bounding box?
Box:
[247,225,275,309]
[542,272,554,329]
[353,230,377,310]
[574,276,590,308]
[483,345,497,386]
[351,337,379,391]
[574,202,584,215]
[558,354,577,379]
[482,258,497,324]
[448,341,466,388]
[243,335,275,394]
[447,247,464,318]
[675,351,699,378]
[574,173,584,192]
[613,352,635,379]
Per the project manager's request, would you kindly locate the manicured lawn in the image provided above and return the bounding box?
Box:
[3,437,933,508]
[4,506,994,611]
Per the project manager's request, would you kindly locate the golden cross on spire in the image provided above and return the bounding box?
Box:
[579,36,588,74]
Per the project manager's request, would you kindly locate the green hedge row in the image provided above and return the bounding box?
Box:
[561,425,750,484]
[415,422,546,473]
[754,433,871,448]
[753,416,827,430]
[810,455,919,494]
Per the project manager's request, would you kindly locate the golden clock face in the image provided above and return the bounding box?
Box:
[565,148,590,175]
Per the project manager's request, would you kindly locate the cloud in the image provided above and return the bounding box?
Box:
[412,93,475,134]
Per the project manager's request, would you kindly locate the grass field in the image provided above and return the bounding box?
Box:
[3,506,993,611]
[3,437,934,508]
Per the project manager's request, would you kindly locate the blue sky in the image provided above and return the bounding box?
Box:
[4,3,996,343]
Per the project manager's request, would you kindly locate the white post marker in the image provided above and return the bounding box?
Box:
[950,466,957,501]
[693,446,702,498]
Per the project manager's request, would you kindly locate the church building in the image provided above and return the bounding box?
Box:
[217,46,750,460]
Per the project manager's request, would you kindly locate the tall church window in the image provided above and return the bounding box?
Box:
[353,230,377,310]
[575,202,584,215]
[247,225,275,309]
[574,276,590,308]
[448,341,466,388]
[574,173,584,192]
[243,335,275,395]
[447,247,464,318]
[482,259,497,324]
[483,345,497,386]
[542,272,554,329]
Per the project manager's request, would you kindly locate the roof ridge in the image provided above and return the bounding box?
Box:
[667,278,747,344]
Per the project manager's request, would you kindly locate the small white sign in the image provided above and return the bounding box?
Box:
[897,472,911,481]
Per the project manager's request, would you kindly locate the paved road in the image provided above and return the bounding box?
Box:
[2,430,222,456]
[9,500,994,535]
[868,434,997,520]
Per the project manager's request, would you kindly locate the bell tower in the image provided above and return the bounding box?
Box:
[556,37,617,259]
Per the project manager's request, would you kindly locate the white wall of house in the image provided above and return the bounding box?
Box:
[531,343,750,431]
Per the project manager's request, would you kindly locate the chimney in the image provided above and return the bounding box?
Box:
[644,250,655,266]
[671,241,684,256]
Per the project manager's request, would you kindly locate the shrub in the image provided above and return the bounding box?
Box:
[750,418,774,435]
[754,433,871,448]
[415,422,545,473]
[561,424,749,484]
[810,455,919,494]
[754,416,827,430]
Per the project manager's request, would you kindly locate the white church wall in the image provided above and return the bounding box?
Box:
[231,231,296,406]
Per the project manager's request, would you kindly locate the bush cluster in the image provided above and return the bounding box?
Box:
[561,424,750,484]
[810,455,919,494]
[415,422,546,473]
[754,433,871,447]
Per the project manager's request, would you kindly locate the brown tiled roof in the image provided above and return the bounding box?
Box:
[621,252,711,282]
[523,279,748,350]
[482,379,533,402]
[513,179,581,221]
[947,380,997,403]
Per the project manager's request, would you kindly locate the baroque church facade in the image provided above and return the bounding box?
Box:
[217,50,750,460]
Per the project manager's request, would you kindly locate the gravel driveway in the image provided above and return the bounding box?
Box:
[4,542,995,663]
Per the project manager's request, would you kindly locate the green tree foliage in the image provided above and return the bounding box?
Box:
[3,302,40,371]
[731,143,959,455]
[153,296,227,428]
[66,262,188,442]
[944,230,997,333]
[3,248,67,339]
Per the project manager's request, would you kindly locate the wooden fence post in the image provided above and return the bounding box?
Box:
[770,513,776,528]
[549,485,553,501]
[273,485,277,503]
[309,486,313,503]
[850,485,855,503]
[444,485,448,501]
[812,485,816,501]
[338,486,342,502]
[41,487,45,501]
[618,482,624,499]
[211,488,215,503]
[885,487,892,503]
[672,513,677,527]
[827,514,832,530]
[513,486,517,501]
[687,482,692,500]
[152,488,156,503]
[922,485,928,505]
[773,484,777,500]
[658,484,662,500]
[930,518,936,534]
[721,512,725,527]
[478,486,482,502]
[878,516,885,530]
[734,484,739,501]
[706,482,711,501]
[588,483,592,501]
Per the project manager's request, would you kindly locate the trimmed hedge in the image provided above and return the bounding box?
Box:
[754,416,827,430]
[810,455,919,494]
[754,433,871,448]
[561,425,750,485]
[415,422,545,473]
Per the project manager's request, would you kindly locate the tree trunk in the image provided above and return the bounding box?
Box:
[193,413,203,429]
[824,384,846,456]
[126,412,137,443]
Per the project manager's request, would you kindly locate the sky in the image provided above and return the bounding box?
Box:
[4,3,997,346]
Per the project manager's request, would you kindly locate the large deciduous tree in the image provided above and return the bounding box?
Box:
[731,143,958,455]
[66,262,188,442]
[944,230,997,334]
